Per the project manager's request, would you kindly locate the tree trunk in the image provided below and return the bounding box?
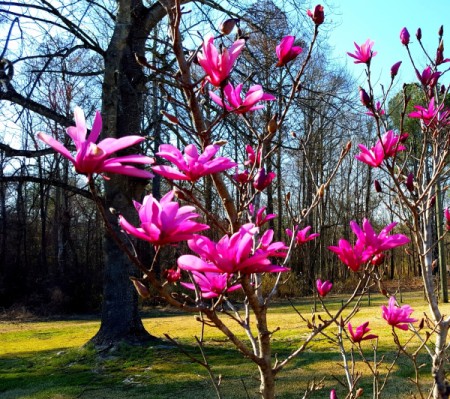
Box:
[91,0,165,346]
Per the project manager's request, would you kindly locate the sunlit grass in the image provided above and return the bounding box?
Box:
[1,292,449,398]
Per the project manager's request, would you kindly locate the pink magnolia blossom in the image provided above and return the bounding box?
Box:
[381,296,417,330]
[365,101,385,117]
[400,27,410,45]
[249,204,276,227]
[245,145,262,166]
[181,271,242,298]
[253,168,276,191]
[276,36,303,67]
[152,144,236,182]
[330,390,337,399]
[119,190,209,247]
[37,107,154,181]
[286,226,319,246]
[415,66,441,88]
[348,321,378,343]
[307,4,324,25]
[355,130,406,167]
[328,239,366,272]
[408,98,450,128]
[347,39,377,64]
[209,83,275,114]
[350,219,410,261]
[233,169,251,183]
[177,223,289,275]
[197,34,245,87]
[391,61,402,78]
[444,208,450,231]
[164,268,181,283]
[316,279,332,297]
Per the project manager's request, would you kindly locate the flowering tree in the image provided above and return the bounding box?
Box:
[2,1,450,399]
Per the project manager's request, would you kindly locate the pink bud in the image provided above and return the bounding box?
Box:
[400,27,410,45]
[330,389,338,399]
[439,25,444,37]
[253,168,276,191]
[164,268,181,283]
[391,61,402,78]
[307,4,325,25]
[416,28,422,41]
[374,180,382,193]
[399,132,409,143]
[359,87,371,108]
[406,173,414,192]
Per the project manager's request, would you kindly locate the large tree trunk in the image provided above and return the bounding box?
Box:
[91,0,165,346]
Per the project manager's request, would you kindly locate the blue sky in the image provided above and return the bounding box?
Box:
[326,0,450,90]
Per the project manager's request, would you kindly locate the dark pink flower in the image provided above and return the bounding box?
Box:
[359,87,371,107]
[286,226,319,246]
[347,39,377,64]
[177,223,289,275]
[316,279,332,297]
[244,145,262,166]
[444,208,450,231]
[415,66,441,88]
[152,144,236,182]
[408,98,450,128]
[164,268,181,283]
[276,36,303,67]
[350,219,410,261]
[406,172,414,192]
[307,4,324,25]
[119,190,209,247]
[197,34,245,87]
[328,239,366,272]
[416,28,422,41]
[249,205,276,227]
[400,27,410,45]
[435,41,450,65]
[210,83,275,114]
[181,271,242,298]
[233,169,251,183]
[382,296,417,330]
[37,107,154,181]
[391,61,402,78]
[355,130,406,167]
[253,168,276,191]
[348,321,378,343]
[330,390,337,399]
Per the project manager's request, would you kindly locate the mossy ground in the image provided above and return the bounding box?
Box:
[1,292,449,398]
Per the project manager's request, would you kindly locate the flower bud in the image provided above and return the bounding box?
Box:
[267,113,278,135]
[439,25,444,37]
[130,277,151,299]
[164,268,181,283]
[220,18,239,35]
[399,132,409,143]
[429,195,436,208]
[307,4,324,25]
[359,87,371,108]
[253,168,276,191]
[374,180,382,193]
[440,84,446,95]
[406,172,414,192]
[416,28,422,41]
[355,388,364,398]
[330,389,338,399]
[400,27,410,45]
[390,61,402,78]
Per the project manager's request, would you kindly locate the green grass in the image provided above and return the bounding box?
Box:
[1,292,449,398]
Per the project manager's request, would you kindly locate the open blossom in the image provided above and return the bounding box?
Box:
[355,130,406,167]
[408,97,450,128]
[382,296,417,330]
[234,169,251,183]
[286,226,319,246]
[197,34,245,87]
[276,36,303,67]
[347,39,377,64]
[348,322,378,343]
[307,4,324,25]
[37,107,154,181]
[209,83,275,114]
[119,190,209,247]
[366,101,385,117]
[415,66,441,88]
[329,219,409,272]
[152,144,236,181]
[181,271,242,298]
[316,279,332,297]
[177,223,289,275]
[249,204,276,227]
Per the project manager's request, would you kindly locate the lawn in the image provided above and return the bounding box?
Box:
[1,292,449,398]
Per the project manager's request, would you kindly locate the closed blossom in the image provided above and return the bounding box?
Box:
[37,107,154,181]
[316,279,332,297]
[276,36,303,67]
